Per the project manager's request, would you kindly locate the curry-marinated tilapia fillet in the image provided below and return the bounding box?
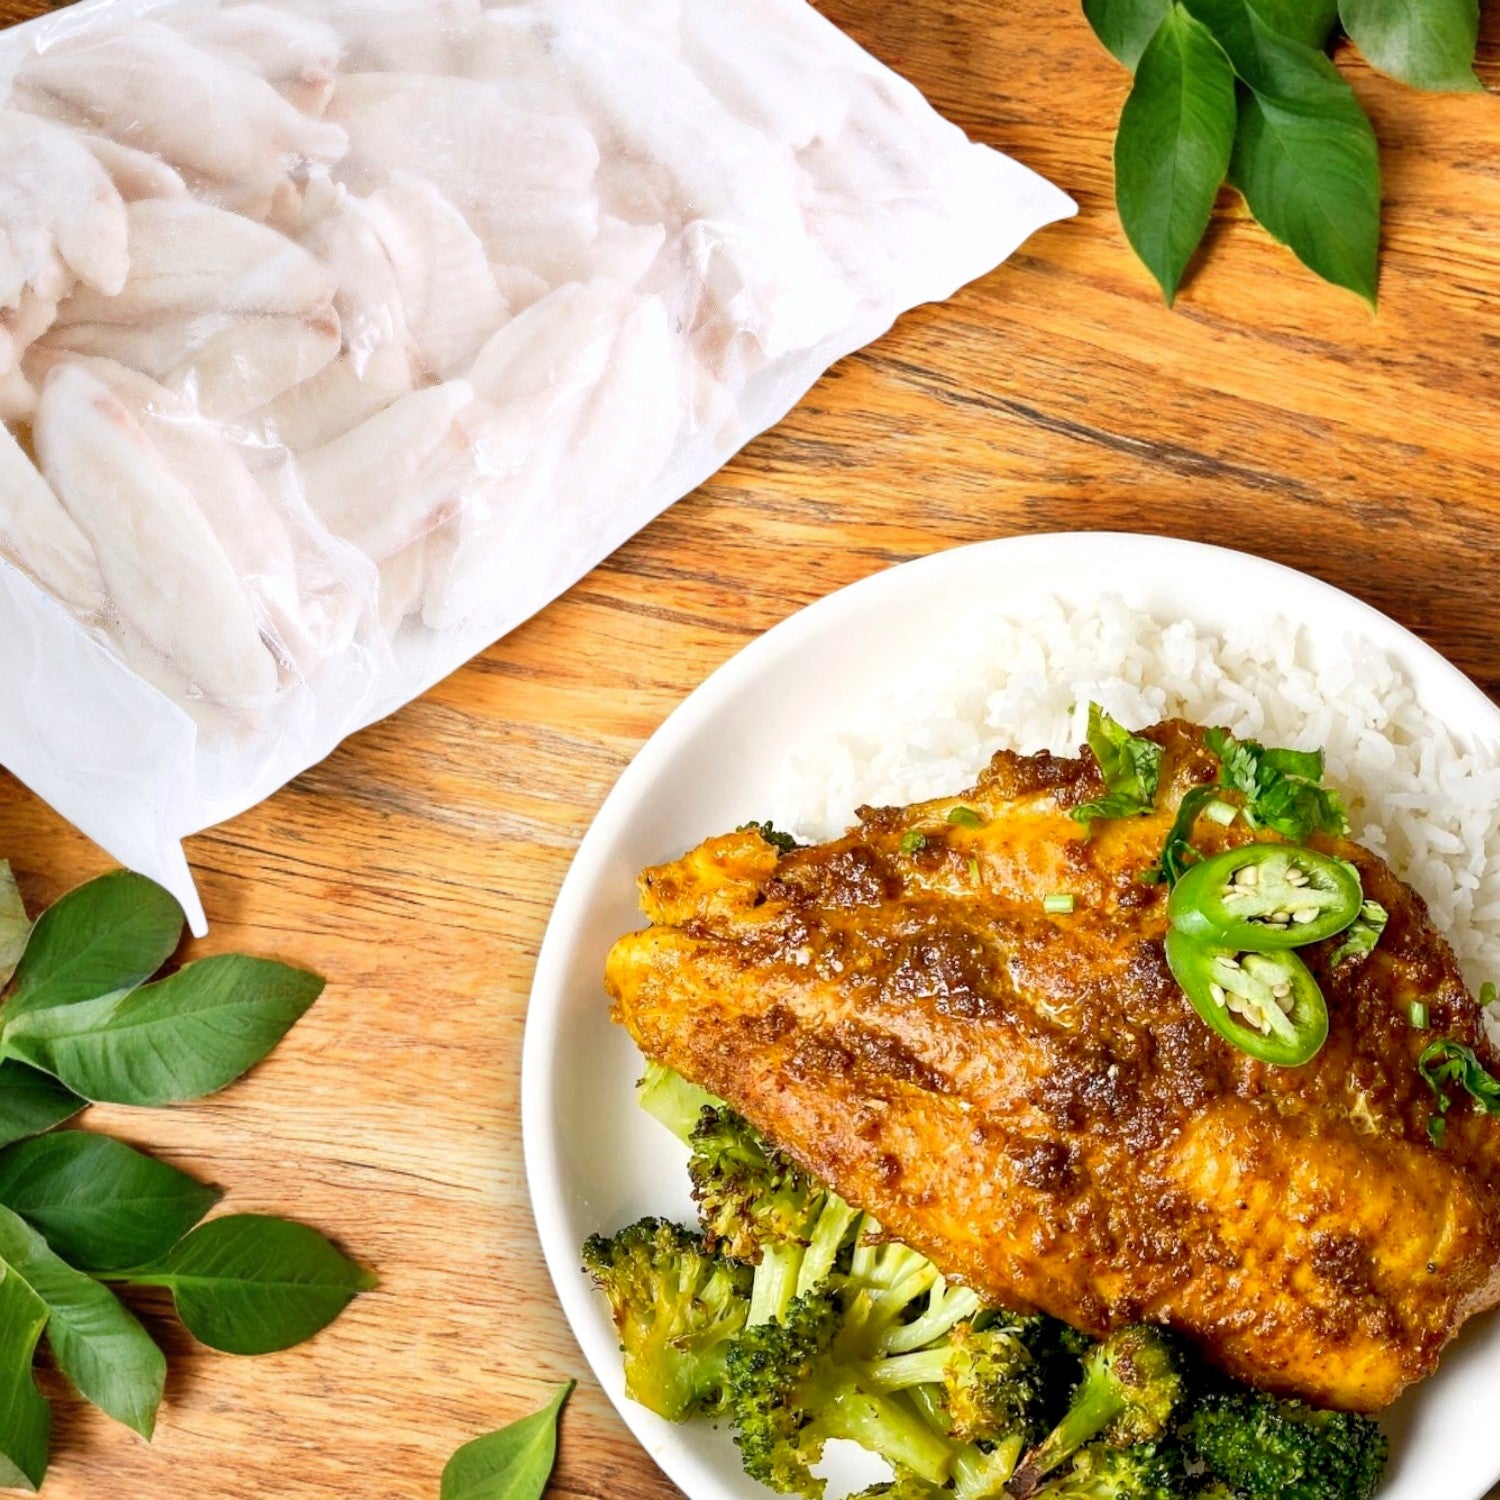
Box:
[605,720,1500,1412]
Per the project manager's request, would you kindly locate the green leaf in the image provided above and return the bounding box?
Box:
[5,871,182,1020]
[1114,5,1237,304]
[1250,0,1340,48]
[1073,704,1168,824]
[1141,783,1220,886]
[123,1214,376,1355]
[0,1262,50,1493]
[1182,0,1381,302]
[0,1204,163,1437]
[1082,0,1171,69]
[1419,1038,1500,1145]
[0,864,29,993]
[0,1062,84,1150]
[1340,0,1481,90]
[0,1133,219,1272]
[5,955,324,1107]
[1183,0,1335,92]
[1330,899,1389,965]
[1204,727,1350,839]
[441,1382,574,1500]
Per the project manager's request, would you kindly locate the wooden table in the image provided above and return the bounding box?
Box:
[3,0,1500,1496]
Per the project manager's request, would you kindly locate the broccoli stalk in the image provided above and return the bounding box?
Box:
[906,1383,1027,1500]
[688,1105,860,1323]
[637,1060,720,1144]
[727,1289,958,1499]
[582,1217,752,1421]
[1030,1441,1188,1498]
[1008,1327,1184,1498]
[865,1318,1047,1445]
[1185,1390,1388,1500]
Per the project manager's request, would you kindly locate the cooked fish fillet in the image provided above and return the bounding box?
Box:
[606,720,1500,1412]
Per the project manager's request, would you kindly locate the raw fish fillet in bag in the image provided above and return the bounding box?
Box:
[0,0,1073,929]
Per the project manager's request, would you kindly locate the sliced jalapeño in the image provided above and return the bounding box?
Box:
[1168,843,1361,950]
[1165,928,1328,1067]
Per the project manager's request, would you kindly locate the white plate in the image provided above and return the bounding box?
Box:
[522,532,1500,1500]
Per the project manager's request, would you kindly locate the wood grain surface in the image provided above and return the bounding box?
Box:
[2,0,1500,1496]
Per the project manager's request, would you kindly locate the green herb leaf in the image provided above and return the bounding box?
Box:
[1142,784,1220,886]
[0,1261,50,1493]
[1233,65,1379,304]
[1340,0,1482,91]
[1083,0,1170,69]
[441,1382,573,1500]
[0,864,29,994]
[1114,5,1237,304]
[945,806,985,828]
[736,822,799,855]
[899,831,927,855]
[1330,899,1388,965]
[5,955,323,1107]
[1248,0,1341,48]
[0,1133,219,1272]
[1419,1039,1500,1146]
[1204,727,1349,840]
[123,1214,376,1355]
[1073,704,1166,824]
[0,1204,163,1437]
[5,871,182,1020]
[0,1063,84,1151]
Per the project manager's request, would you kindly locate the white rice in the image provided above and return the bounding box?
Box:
[768,594,1500,1026]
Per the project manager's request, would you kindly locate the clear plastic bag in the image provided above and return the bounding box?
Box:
[0,0,1073,929]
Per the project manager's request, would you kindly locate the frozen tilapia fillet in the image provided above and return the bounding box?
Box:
[606,720,1500,1412]
[0,0,1070,925]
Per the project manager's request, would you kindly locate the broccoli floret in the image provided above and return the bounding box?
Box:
[636,1061,721,1144]
[865,1316,1048,1444]
[726,1289,960,1499]
[1031,1441,1188,1498]
[1009,1327,1184,1497]
[1184,1390,1387,1500]
[688,1106,860,1322]
[582,1217,752,1421]
[850,1471,953,1500]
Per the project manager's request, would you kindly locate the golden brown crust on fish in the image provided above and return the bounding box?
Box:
[606,720,1500,1411]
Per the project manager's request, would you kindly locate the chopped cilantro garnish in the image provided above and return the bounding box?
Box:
[1071,704,1163,827]
[1330,899,1388,966]
[899,830,927,855]
[1204,728,1349,841]
[1419,1037,1500,1146]
[737,820,799,854]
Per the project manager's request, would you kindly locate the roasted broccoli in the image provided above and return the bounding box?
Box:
[864,1315,1048,1444]
[688,1105,860,1322]
[1184,1389,1388,1500]
[636,1060,721,1144]
[582,1217,752,1421]
[851,1472,953,1500]
[726,1288,959,1498]
[1008,1327,1184,1497]
[1030,1441,1188,1498]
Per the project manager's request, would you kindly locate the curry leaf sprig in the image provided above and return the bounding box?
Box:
[0,861,374,1493]
[1086,0,1486,305]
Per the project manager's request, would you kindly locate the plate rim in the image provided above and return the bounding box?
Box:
[521,530,1500,1499]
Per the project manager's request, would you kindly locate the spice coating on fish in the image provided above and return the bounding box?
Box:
[605,719,1500,1412]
